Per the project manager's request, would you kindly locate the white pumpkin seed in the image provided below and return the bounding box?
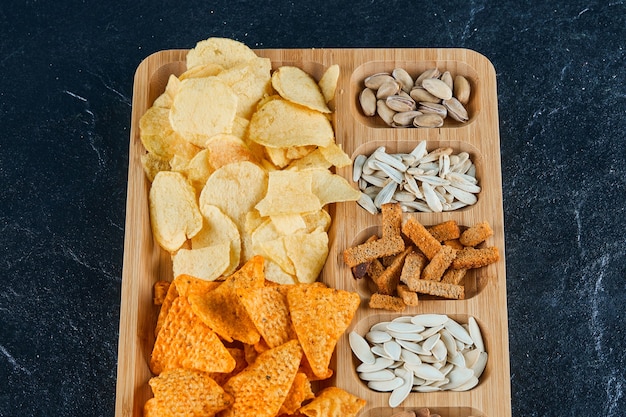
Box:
[389,371,413,407]
[357,356,395,372]
[366,330,392,344]
[444,318,474,345]
[468,316,485,352]
[359,369,396,381]
[368,377,404,392]
[349,331,376,365]
[386,321,425,333]
[411,314,449,327]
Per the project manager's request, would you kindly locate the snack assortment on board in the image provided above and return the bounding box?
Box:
[343,202,499,311]
[350,314,488,406]
[359,67,471,127]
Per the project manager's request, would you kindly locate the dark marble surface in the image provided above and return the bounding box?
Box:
[1,1,625,416]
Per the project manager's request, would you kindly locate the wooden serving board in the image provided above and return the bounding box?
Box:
[115,48,510,417]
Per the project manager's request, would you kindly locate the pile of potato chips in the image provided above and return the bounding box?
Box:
[141,37,360,285]
[147,256,366,417]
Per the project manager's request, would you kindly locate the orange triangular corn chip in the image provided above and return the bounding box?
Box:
[150,296,236,375]
[220,339,303,417]
[298,387,366,417]
[173,274,220,298]
[188,256,265,344]
[239,285,297,348]
[148,368,233,416]
[278,372,315,415]
[208,347,248,386]
[155,280,179,338]
[287,284,360,379]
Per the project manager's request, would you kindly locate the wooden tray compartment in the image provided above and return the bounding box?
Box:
[115,47,509,417]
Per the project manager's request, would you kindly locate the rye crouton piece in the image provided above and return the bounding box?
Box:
[380,202,403,240]
[400,252,428,292]
[368,293,406,312]
[411,279,465,300]
[401,217,441,260]
[420,245,457,281]
[459,221,494,247]
[343,236,404,268]
[427,220,461,242]
[397,284,419,306]
[451,246,500,269]
[371,246,413,295]
[441,268,467,285]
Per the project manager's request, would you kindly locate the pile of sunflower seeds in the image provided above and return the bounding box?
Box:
[359,67,471,127]
[353,141,480,214]
[349,314,488,407]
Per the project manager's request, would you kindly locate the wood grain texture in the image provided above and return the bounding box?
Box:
[115,48,510,417]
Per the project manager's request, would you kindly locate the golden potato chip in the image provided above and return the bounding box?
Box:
[152,74,181,108]
[217,57,273,119]
[173,274,220,298]
[204,134,257,170]
[231,115,250,140]
[302,209,332,233]
[140,151,170,183]
[270,214,307,235]
[271,66,331,113]
[285,148,333,171]
[150,296,236,375]
[179,62,224,80]
[318,64,340,104]
[287,284,360,378]
[255,170,321,217]
[248,98,334,148]
[186,37,259,70]
[148,368,233,417]
[285,144,317,160]
[140,106,200,160]
[279,372,315,415]
[172,242,231,281]
[284,229,329,283]
[188,256,265,344]
[309,168,361,206]
[169,77,238,147]
[264,259,298,285]
[259,237,295,276]
[149,171,203,253]
[220,340,303,417]
[199,161,268,237]
[191,204,241,275]
[319,142,352,168]
[263,146,292,168]
[239,285,296,348]
[298,387,366,417]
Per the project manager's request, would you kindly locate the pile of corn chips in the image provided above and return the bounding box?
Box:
[141,37,360,286]
[147,256,366,417]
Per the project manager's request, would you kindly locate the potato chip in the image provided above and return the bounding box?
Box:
[174,148,214,193]
[186,37,259,70]
[148,368,234,417]
[298,387,366,417]
[259,237,295,276]
[140,106,200,160]
[169,77,238,147]
[302,209,332,233]
[140,152,170,183]
[255,170,321,217]
[284,229,329,283]
[248,98,334,148]
[309,168,361,206]
[318,64,340,104]
[287,284,360,378]
[217,57,273,119]
[285,148,333,171]
[173,274,220,298]
[172,242,231,281]
[150,296,236,375]
[191,204,241,275]
[204,134,257,170]
[220,340,303,417]
[199,161,268,236]
[178,62,224,80]
[264,259,298,285]
[152,74,182,108]
[188,256,265,344]
[149,171,203,253]
[319,142,352,168]
[271,65,331,113]
[270,214,307,235]
[279,372,315,415]
[239,285,296,348]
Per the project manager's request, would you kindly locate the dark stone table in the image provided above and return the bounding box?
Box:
[1,1,624,416]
